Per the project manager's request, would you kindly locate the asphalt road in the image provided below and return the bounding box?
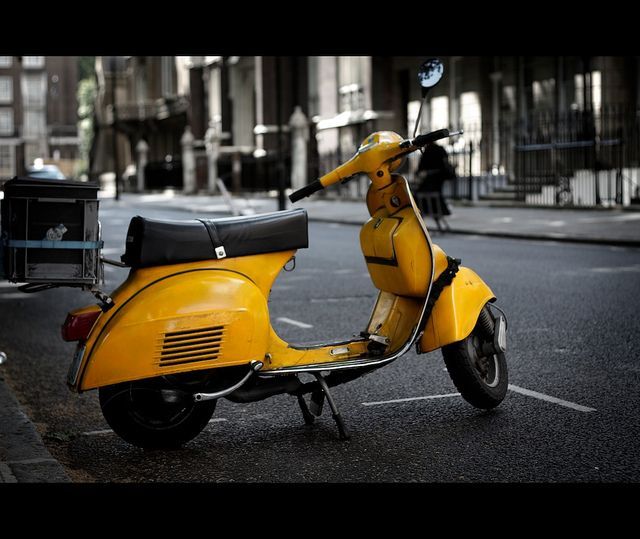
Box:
[1,198,639,483]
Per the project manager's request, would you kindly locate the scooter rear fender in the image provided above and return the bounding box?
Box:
[71,257,284,392]
[419,266,495,354]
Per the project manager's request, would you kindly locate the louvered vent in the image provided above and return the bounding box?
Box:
[156,325,225,366]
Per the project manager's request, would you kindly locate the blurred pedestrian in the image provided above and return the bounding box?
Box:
[416,142,456,218]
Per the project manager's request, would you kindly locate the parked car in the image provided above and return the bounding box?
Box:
[26,164,67,180]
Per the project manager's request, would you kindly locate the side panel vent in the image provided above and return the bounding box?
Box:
[156,325,225,367]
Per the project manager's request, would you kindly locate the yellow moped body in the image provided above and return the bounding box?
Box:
[74,250,292,391]
[71,130,496,393]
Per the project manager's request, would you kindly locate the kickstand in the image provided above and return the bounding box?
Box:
[313,373,350,440]
[297,395,315,425]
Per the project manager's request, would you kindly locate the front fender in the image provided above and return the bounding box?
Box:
[419,266,495,353]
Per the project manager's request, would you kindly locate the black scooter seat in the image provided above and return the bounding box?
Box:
[121,209,308,268]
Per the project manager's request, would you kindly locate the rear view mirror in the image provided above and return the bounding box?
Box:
[418,58,444,94]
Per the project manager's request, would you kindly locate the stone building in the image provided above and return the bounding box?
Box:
[0,56,80,181]
[91,55,639,205]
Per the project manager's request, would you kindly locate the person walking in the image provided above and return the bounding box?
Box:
[416,141,456,221]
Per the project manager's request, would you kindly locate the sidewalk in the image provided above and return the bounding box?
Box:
[0,374,70,483]
[116,191,640,248]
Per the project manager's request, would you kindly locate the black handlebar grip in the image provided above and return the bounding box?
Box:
[289,179,324,203]
[412,128,450,147]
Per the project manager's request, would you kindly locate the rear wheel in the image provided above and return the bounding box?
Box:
[99,378,216,449]
[442,307,508,409]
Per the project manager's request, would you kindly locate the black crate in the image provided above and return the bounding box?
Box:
[1,177,102,286]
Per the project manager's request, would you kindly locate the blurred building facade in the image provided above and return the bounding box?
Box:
[0,56,80,180]
[91,55,640,206]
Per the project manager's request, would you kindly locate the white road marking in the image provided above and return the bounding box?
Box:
[591,264,640,274]
[276,317,313,329]
[271,285,293,291]
[281,275,311,281]
[5,457,60,465]
[82,417,228,437]
[82,429,114,436]
[333,269,353,274]
[508,384,596,412]
[0,293,34,300]
[362,393,461,406]
[361,385,596,413]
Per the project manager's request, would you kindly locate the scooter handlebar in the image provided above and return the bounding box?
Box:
[400,128,464,149]
[289,179,324,203]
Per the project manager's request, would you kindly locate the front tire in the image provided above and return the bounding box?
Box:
[442,307,508,409]
[99,380,216,449]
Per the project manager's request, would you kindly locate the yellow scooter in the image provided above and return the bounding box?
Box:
[62,58,508,447]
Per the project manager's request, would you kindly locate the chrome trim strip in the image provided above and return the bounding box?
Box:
[193,360,263,402]
[258,354,397,377]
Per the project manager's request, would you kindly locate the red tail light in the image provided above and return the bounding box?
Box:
[61,310,101,342]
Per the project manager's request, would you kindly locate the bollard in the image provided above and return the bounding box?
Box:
[205,120,221,194]
[181,126,196,194]
[135,138,148,193]
[289,106,309,192]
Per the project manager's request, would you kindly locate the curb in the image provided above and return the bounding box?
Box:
[307,217,640,248]
[118,201,640,249]
[0,375,70,483]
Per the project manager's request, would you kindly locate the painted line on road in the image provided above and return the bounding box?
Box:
[81,417,228,437]
[276,317,313,329]
[0,293,34,300]
[5,457,60,465]
[508,384,596,412]
[362,393,461,406]
[82,429,114,436]
[361,385,596,413]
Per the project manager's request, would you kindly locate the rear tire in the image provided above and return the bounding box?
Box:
[442,307,508,409]
[99,380,216,449]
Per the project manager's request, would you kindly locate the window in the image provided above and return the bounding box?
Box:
[23,109,46,137]
[161,56,175,96]
[21,73,46,107]
[337,56,371,112]
[0,56,12,68]
[573,71,601,111]
[0,108,13,135]
[460,91,482,175]
[0,144,15,177]
[460,91,481,131]
[430,96,449,131]
[533,79,556,109]
[22,56,45,69]
[0,76,12,103]
[502,85,516,112]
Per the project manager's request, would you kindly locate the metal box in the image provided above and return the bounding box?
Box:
[0,177,102,286]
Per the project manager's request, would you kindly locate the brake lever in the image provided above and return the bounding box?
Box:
[340,174,357,185]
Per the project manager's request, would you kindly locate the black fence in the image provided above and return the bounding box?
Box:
[412,106,640,207]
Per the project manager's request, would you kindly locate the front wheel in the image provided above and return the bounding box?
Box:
[99,379,216,449]
[442,307,508,409]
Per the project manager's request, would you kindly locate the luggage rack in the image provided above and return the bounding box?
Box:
[1,176,108,304]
